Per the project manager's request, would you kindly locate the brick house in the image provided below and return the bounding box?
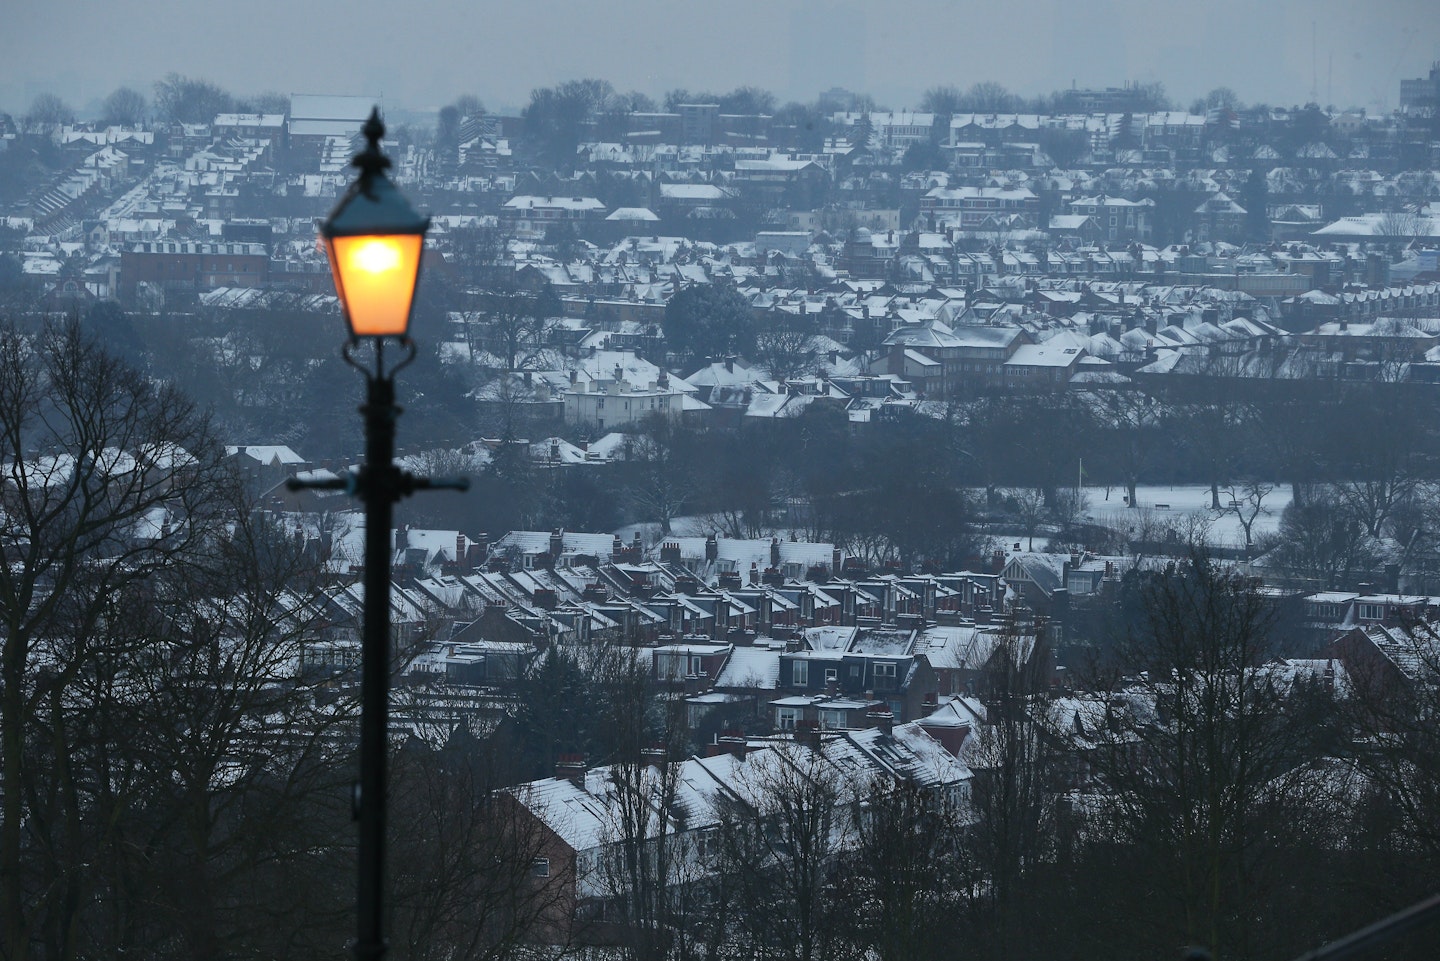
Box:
[120,240,268,302]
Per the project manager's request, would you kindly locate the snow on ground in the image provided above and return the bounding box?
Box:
[1086,483,1292,549]
[612,484,1294,556]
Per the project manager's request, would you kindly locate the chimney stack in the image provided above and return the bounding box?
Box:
[555,754,586,788]
[718,731,747,760]
[867,709,895,735]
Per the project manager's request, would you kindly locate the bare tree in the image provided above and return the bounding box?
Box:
[153,74,235,124]
[101,87,147,126]
[1084,386,1169,510]
[1010,487,1047,551]
[1222,480,1275,558]
[753,314,819,381]
[1083,553,1321,959]
[966,613,1058,961]
[622,416,698,537]
[389,735,571,961]
[1375,207,1423,241]
[22,93,73,129]
[960,82,1023,113]
[471,281,562,372]
[850,775,972,961]
[1270,493,1379,590]
[0,322,232,961]
[919,85,963,115]
[1338,615,1440,896]
[715,740,862,961]
[93,505,353,960]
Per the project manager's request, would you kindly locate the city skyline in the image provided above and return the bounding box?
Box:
[3,0,1438,118]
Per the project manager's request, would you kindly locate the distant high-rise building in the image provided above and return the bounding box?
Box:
[1057,83,1156,115]
[1399,61,1440,114]
[287,94,379,168]
[676,103,719,145]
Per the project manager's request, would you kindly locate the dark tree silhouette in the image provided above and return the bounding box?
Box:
[664,282,757,370]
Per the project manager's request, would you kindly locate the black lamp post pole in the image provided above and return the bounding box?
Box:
[355,357,399,961]
[289,342,465,961]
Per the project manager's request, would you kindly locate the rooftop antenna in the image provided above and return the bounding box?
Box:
[1309,20,1318,104]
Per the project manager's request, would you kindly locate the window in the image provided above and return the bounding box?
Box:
[688,655,703,676]
[532,858,550,878]
[818,709,846,729]
[792,660,809,685]
[1358,604,1385,621]
[875,662,897,678]
[824,667,838,683]
[777,707,798,730]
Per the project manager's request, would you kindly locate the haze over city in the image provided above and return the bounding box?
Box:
[8,2,1440,960]
[4,0,1438,116]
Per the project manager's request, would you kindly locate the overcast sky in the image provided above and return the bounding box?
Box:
[4,0,1437,118]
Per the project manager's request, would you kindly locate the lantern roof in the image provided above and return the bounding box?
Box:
[321,109,430,239]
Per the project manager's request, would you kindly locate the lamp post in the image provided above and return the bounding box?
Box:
[292,108,466,961]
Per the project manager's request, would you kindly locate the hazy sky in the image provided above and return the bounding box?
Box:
[4,0,1437,118]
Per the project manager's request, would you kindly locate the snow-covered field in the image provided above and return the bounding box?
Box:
[1085,483,1292,548]
[618,483,1294,553]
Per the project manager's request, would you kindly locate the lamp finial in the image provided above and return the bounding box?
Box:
[352,107,392,189]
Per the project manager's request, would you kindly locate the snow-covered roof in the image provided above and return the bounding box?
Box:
[226,444,305,466]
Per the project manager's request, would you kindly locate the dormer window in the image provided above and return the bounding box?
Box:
[792,660,809,686]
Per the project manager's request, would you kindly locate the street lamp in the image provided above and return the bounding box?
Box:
[319,109,428,339]
[292,107,466,961]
